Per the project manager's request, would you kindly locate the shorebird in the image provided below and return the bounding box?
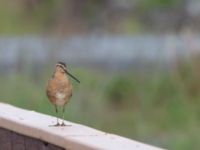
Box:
[46,62,80,126]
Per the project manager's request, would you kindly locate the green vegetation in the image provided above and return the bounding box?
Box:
[0,0,185,34]
[1,59,200,150]
[140,0,180,9]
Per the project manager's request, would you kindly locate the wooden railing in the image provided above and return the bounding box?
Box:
[0,103,164,150]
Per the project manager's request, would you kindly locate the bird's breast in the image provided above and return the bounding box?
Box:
[56,92,66,100]
[46,76,72,106]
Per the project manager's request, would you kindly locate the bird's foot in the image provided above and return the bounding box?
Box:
[49,122,60,127]
[60,122,71,127]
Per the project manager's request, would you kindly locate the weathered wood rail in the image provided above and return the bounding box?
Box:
[0,103,164,150]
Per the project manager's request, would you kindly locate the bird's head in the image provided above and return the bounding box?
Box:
[55,62,80,83]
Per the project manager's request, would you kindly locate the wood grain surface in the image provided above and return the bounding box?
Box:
[0,127,64,150]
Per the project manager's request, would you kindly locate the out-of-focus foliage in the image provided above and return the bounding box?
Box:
[0,0,198,34]
[106,77,135,109]
[141,0,180,9]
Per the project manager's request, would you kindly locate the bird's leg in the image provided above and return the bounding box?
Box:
[55,105,60,126]
[61,105,66,126]
[49,105,60,127]
[60,106,72,126]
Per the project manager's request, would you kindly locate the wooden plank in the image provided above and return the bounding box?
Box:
[0,103,164,150]
[25,137,64,150]
[25,135,43,150]
[47,144,65,150]
[0,128,64,150]
[0,127,12,150]
[12,131,25,150]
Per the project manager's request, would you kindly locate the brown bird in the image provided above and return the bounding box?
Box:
[46,62,80,126]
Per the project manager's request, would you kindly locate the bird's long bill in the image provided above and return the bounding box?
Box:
[66,71,80,83]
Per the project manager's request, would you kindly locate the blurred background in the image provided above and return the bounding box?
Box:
[0,0,200,149]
